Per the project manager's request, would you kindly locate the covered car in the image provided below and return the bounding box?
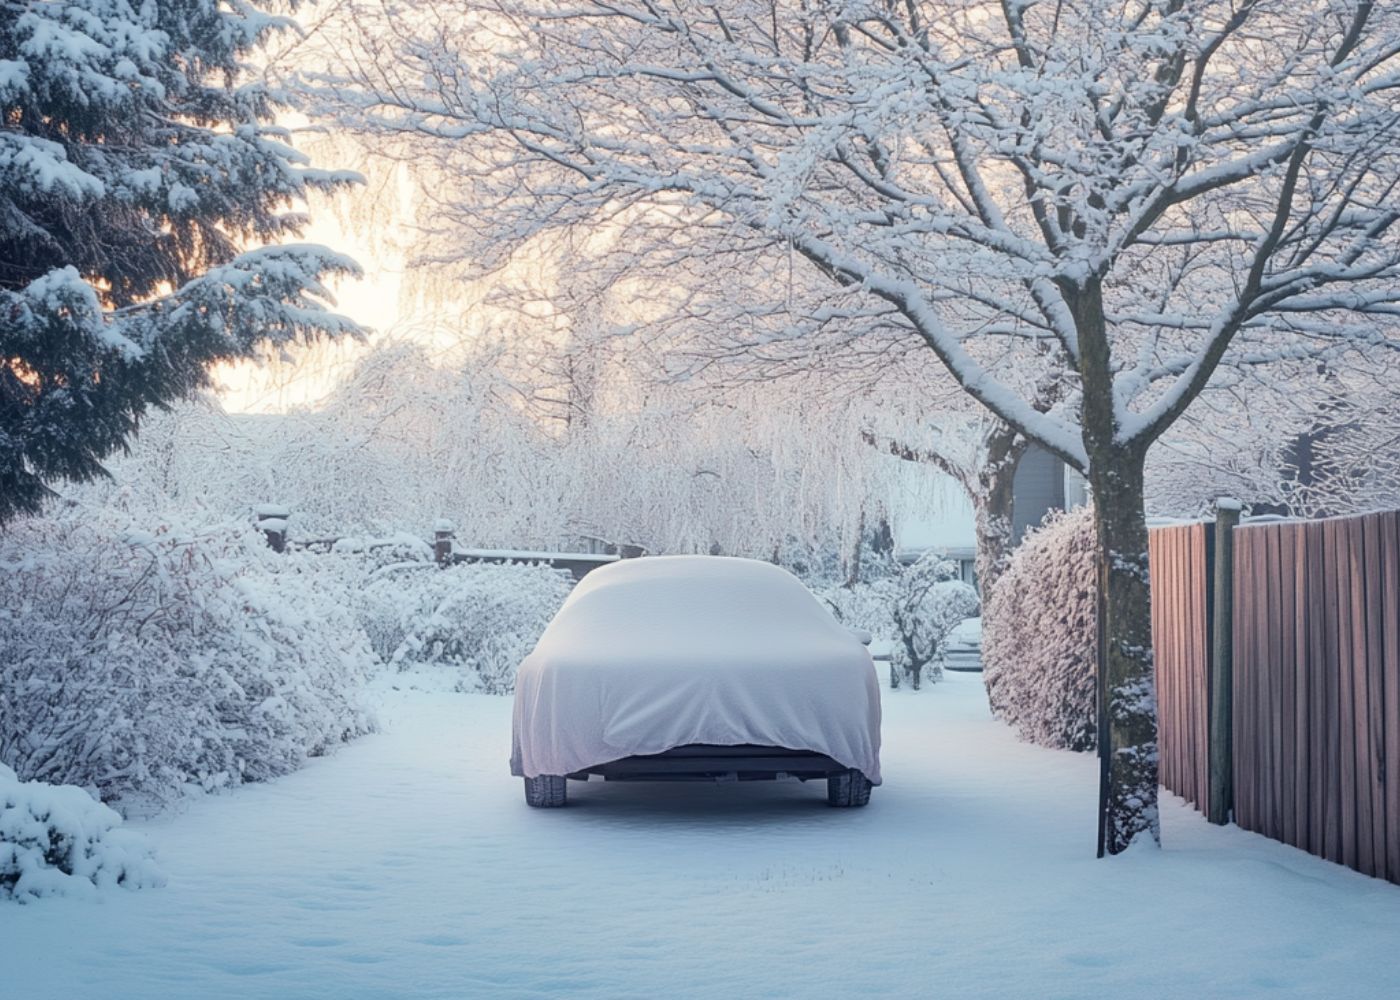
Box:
[510,556,881,807]
[942,617,983,672]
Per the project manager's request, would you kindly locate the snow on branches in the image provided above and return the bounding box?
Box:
[0,0,362,522]
[817,554,978,689]
[313,0,1400,466]
[0,504,377,810]
[359,560,573,694]
[889,555,980,690]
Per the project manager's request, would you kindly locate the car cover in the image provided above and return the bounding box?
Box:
[510,556,882,783]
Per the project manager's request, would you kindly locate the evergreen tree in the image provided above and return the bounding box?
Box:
[0,0,360,522]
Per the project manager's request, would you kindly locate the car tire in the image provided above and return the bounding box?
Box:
[524,774,568,807]
[827,769,872,808]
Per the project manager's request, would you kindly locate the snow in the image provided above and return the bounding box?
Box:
[330,532,434,556]
[359,560,572,692]
[1,507,377,808]
[1,765,164,902]
[5,674,1400,997]
[513,557,881,782]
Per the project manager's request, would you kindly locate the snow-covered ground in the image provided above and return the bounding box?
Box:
[5,672,1400,1000]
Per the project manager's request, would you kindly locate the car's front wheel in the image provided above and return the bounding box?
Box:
[827,769,872,808]
[524,774,568,807]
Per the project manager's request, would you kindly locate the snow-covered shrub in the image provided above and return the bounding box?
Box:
[889,555,980,689]
[0,504,377,808]
[982,505,1098,751]
[358,562,574,693]
[1,764,164,902]
[818,556,978,689]
[816,577,898,640]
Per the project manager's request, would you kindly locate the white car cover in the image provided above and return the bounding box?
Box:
[511,556,882,783]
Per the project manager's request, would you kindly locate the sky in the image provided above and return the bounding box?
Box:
[213,186,411,414]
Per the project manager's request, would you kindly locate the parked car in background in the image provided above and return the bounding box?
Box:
[942,617,983,672]
[511,556,882,808]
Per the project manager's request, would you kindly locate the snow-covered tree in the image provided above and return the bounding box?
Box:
[889,555,979,690]
[83,337,904,567]
[0,0,360,523]
[317,0,1400,854]
[1148,361,1400,518]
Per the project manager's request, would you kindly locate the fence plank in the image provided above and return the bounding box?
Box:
[1210,508,1236,825]
[1277,525,1299,850]
[1330,518,1358,869]
[1150,530,1170,795]
[1150,523,1213,809]
[1326,518,1346,865]
[1198,518,1209,806]
[1159,528,1176,796]
[1291,525,1311,854]
[1306,522,1327,857]
[1233,530,1255,833]
[1266,526,1285,842]
[1258,527,1276,839]
[1381,511,1400,885]
[1259,526,1275,838]
[1346,516,1374,877]
[1181,528,1192,801]
[1363,515,1388,879]
[1174,530,1187,799]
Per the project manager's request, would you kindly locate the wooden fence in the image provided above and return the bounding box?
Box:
[253,508,639,581]
[1150,508,1400,886]
[1148,522,1213,813]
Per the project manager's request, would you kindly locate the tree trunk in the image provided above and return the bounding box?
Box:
[845,506,866,588]
[1089,449,1160,854]
[973,422,1026,596]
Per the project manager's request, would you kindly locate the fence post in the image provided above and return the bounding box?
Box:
[433,519,456,568]
[1209,497,1241,825]
[254,504,290,553]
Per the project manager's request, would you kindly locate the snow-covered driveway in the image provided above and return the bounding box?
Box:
[5,672,1400,999]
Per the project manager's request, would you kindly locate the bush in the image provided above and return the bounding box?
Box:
[818,555,979,689]
[1,763,164,902]
[816,577,898,639]
[0,504,377,809]
[982,505,1098,751]
[358,561,574,693]
[889,555,980,689]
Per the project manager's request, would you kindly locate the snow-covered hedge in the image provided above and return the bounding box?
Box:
[982,505,1098,751]
[0,505,377,808]
[358,561,574,693]
[1,764,164,902]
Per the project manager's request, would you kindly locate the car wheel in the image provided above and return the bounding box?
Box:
[827,769,872,808]
[524,774,568,807]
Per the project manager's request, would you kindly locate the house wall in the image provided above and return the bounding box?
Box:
[1012,445,1068,543]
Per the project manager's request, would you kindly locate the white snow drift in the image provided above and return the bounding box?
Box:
[0,764,163,902]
